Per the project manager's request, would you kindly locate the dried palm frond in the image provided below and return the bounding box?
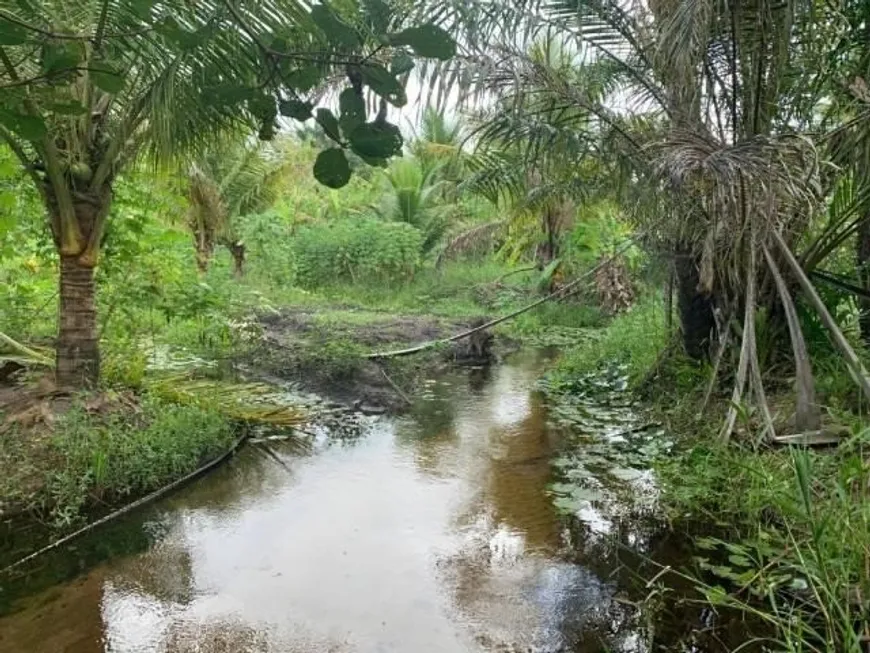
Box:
[0,331,54,368]
[436,220,506,266]
[147,374,307,427]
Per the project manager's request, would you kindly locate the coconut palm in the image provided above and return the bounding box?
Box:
[0,1,316,388]
[187,140,288,276]
[0,0,457,389]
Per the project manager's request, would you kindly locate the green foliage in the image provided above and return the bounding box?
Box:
[550,294,669,387]
[658,438,870,652]
[42,396,234,527]
[376,158,454,254]
[293,218,422,287]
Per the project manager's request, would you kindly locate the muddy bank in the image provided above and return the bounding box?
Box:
[251,307,509,413]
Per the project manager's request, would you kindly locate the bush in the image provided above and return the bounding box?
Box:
[550,293,669,386]
[293,218,422,287]
[45,396,235,526]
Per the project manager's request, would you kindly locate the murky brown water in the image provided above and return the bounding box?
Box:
[0,352,675,653]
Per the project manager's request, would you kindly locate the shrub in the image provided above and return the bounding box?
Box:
[45,396,235,526]
[293,218,422,287]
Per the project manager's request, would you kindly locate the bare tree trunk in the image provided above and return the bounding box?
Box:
[674,247,716,360]
[56,255,99,389]
[857,213,870,344]
[228,241,246,278]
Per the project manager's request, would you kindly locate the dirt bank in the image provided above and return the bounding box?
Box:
[251,307,505,413]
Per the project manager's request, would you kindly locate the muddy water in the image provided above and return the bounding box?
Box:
[0,352,694,653]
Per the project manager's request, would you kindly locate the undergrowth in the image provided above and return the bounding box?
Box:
[1,395,235,528]
[547,294,870,651]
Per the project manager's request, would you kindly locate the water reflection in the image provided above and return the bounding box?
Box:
[1,351,680,652]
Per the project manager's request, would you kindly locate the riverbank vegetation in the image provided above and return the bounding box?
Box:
[2,0,870,649]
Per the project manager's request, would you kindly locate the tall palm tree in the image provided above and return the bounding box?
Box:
[0,1,310,388]
[187,140,288,276]
[0,0,457,388]
[425,0,870,434]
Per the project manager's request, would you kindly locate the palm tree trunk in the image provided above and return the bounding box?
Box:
[857,213,870,344]
[57,255,99,389]
[674,247,716,360]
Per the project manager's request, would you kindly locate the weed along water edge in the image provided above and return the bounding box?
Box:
[0,351,760,652]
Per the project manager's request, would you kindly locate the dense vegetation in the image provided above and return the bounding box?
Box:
[2,0,870,650]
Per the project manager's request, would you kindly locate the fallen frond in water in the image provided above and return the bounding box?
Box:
[0,331,54,368]
[146,374,307,426]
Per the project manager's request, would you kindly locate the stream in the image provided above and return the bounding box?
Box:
[0,351,742,652]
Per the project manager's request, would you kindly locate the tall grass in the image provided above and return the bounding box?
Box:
[659,436,870,651]
[550,293,669,385]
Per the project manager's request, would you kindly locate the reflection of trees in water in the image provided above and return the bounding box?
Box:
[161,445,297,517]
[0,566,108,652]
[0,510,155,617]
[483,391,562,552]
[109,526,196,605]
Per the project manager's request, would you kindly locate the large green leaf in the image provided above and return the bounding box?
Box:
[280,99,314,121]
[388,24,456,60]
[310,4,360,48]
[316,108,342,143]
[349,121,403,159]
[313,148,351,188]
[284,65,323,93]
[362,0,392,34]
[390,51,414,75]
[203,85,255,108]
[90,62,126,94]
[0,109,47,141]
[360,64,406,107]
[41,42,81,74]
[339,87,366,135]
[0,19,28,45]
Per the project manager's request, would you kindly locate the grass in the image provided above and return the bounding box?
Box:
[548,293,670,386]
[0,394,236,529]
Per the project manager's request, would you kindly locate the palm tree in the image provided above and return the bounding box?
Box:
[376,158,453,254]
[0,1,309,388]
[426,0,870,434]
[0,1,456,389]
[187,140,287,276]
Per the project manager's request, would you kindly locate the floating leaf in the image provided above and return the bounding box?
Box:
[316,108,342,143]
[388,24,456,60]
[310,4,360,48]
[313,148,351,188]
[279,99,313,121]
[0,19,28,45]
[349,121,402,159]
[360,64,406,106]
[338,87,365,135]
